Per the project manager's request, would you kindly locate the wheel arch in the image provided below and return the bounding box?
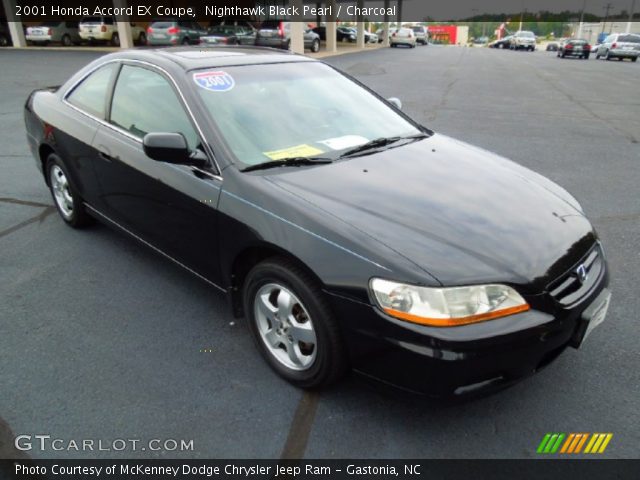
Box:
[38,143,56,185]
[228,242,327,318]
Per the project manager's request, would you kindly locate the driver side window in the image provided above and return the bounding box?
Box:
[109,65,200,151]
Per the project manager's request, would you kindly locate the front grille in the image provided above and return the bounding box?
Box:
[547,244,603,306]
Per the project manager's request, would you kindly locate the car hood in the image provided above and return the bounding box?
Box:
[267,134,595,291]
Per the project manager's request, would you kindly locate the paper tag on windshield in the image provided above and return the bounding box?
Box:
[319,135,369,150]
[264,144,324,160]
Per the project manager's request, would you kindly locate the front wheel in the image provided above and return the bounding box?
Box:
[632,57,637,62]
[311,38,320,53]
[111,33,120,46]
[243,257,348,388]
[61,34,72,46]
[46,154,93,228]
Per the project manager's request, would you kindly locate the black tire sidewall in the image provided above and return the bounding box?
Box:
[243,258,346,388]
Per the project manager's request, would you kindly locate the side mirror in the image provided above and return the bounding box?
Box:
[142,133,207,168]
[387,97,402,110]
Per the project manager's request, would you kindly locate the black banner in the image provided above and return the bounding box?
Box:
[1,459,639,480]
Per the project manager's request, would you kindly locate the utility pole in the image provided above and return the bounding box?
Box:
[626,0,636,32]
[578,0,586,38]
[601,2,612,34]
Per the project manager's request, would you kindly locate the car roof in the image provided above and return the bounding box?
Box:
[106,47,315,71]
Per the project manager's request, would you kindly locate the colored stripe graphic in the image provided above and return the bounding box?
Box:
[539,433,613,454]
[537,433,565,454]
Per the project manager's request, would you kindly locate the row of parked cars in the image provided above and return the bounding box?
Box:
[547,33,640,62]
[4,18,384,53]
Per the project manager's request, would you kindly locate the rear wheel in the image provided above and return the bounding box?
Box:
[46,154,93,228]
[182,37,190,45]
[632,57,637,62]
[311,38,320,53]
[138,32,146,45]
[605,50,613,60]
[243,257,348,388]
[61,34,72,46]
[111,32,120,46]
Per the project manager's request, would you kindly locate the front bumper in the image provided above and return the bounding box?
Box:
[327,261,609,397]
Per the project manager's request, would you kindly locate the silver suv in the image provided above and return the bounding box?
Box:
[510,31,536,51]
[595,33,640,62]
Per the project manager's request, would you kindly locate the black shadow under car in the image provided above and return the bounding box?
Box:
[24,47,611,396]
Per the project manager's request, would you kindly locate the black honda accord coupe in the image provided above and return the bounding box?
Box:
[24,47,610,396]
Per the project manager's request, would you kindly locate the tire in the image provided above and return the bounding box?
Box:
[46,154,93,228]
[311,38,320,53]
[0,34,8,47]
[498,43,504,49]
[605,50,612,60]
[138,32,146,46]
[61,34,72,47]
[111,33,119,47]
[243,257,348,388]
[596,52,601,59]
[632,57,637,62]
[182,37,190,45]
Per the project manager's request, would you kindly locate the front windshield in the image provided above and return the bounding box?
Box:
[192,62,421,168]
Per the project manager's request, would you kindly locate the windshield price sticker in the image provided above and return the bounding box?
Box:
[193,71,235,92]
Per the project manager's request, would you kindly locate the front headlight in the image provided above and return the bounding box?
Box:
[370,279,529,327]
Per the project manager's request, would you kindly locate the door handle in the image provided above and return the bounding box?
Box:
[98,151,115,162]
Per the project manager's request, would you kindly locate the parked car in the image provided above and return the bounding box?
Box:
[595,33,640,61]
[489,35,512,49]
[557,39,591,59]
[473,36,489,45]
[342,27,378,44]
[336,26,356,42]
[25,21,80,46]
[79,17,146,46]
[146,19,206,46]
[510,31,536,50]
[24,47,610,396]
[375,28,386,43]
[0,22,12,46]
[546,41,559,51]
[365,30,378,43]
[390,28,417,48]
[411,26,429,45]
[200,24,256,46]
[255,20,320,53]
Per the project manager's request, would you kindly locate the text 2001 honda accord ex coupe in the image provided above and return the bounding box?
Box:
[25,48,610,396]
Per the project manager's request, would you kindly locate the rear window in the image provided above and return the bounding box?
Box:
[151,22,176,29]
[80,17,102,24]
[260,20,282,30]
[412,27,423,33]
[618,35,640,43]
[519,31,535,38]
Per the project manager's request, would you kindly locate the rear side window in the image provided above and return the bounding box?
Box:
[109,65,199,150]
[619,35,640,43]
[66,63,117,119]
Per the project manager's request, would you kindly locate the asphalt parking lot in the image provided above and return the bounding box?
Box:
[1,45,639,460]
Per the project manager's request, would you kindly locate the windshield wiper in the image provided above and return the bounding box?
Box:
[242,157,333,173]
[339,133,429,158]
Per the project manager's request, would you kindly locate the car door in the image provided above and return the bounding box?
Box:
[91,62,223,284]
[61,62,120,205]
